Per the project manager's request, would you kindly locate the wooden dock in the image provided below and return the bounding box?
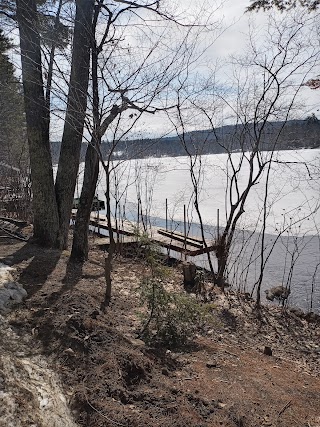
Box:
[72,211,217,256]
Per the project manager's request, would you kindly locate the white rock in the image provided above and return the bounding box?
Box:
[40,398,49,409]
[0,264,27,314]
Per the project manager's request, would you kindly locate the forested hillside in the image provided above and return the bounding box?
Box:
[51,117,320,163]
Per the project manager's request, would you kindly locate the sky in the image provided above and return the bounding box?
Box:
[5,0,319,141]
[102,0,320,140]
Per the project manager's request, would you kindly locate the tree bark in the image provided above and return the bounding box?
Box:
[70,7,99,262]
[70,105,120,262]
[103,168,115,308]
[55,0,94,250]
[16,0,59,247]
[70,143,99,262]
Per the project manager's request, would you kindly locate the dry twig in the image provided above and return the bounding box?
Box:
[277,400,292,419]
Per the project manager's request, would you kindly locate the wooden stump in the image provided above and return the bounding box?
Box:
[182,261,197,288]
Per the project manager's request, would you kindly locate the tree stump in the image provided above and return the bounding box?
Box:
[182,261,197,288]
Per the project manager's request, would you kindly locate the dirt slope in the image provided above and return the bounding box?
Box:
[0,236,319,427]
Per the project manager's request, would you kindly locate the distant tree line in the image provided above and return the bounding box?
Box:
[50,118,320,163]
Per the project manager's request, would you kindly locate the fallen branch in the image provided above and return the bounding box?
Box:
[277,400,292,419]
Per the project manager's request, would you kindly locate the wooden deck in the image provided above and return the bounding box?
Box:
[72,211,217,256]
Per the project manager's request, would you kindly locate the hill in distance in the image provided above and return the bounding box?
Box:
[50,117,320,164]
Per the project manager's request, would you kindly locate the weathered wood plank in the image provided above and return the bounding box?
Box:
[71,210,217,256]
[0,216,28,227]
[157,229,203,248]
[157,228,204,244]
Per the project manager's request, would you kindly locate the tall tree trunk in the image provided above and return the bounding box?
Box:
[70,105,120,262]
[16,0,59,247]
[70,143,99,261]
[55,0,94,250]
[70,1,121,262]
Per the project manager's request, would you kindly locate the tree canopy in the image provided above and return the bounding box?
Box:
[247,0,320,11]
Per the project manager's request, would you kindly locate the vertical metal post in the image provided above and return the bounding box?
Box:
[97,194,100,238]
[184,204,187,259]
[165,198,168,231]
[217,208,220,240]
[122,203,125,244]
[76,174,79,198]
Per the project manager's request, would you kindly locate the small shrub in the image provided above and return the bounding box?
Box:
[137,232,216,348]
[139,277,214,348]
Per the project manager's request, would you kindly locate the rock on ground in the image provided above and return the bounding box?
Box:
[0,263,27,314]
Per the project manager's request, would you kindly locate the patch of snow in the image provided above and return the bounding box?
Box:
[0,313,79,427]
[0,263,27,314]
[0,264,78,426]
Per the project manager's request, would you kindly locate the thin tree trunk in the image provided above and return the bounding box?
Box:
[216,234,228,287]
[103,169,115,308]
[16,0,59,247]
[70,143,99,261]
[44,0,63,116]
[55,0,94,250]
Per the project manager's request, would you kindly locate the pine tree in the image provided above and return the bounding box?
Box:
[0,29,27,169]
[247,0,320,11]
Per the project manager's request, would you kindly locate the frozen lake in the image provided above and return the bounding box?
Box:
[78,149,320,313]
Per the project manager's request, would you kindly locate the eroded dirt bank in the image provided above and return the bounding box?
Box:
[0,236,320,427]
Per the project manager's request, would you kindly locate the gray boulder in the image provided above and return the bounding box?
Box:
[265,285,290,302]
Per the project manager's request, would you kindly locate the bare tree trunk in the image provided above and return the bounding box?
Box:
[103,168,116,308]
[55,0,94,250]
[70,102,120,262]
[16,0,59,247]
[44,0,63,116]
[216,234,229,287]
[70,144,99,261]
[70,1,120,262]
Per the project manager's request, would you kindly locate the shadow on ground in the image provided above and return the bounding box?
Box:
[45,260,84,306]
[2,242,62,297]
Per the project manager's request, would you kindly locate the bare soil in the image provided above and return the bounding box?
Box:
[0,232,320,427]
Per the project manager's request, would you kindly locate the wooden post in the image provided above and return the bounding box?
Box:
[217,208,220,240]
[182,261,197,288]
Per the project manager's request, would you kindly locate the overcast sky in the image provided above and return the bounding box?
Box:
[136,0,319,138]
[44,0,320,140]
